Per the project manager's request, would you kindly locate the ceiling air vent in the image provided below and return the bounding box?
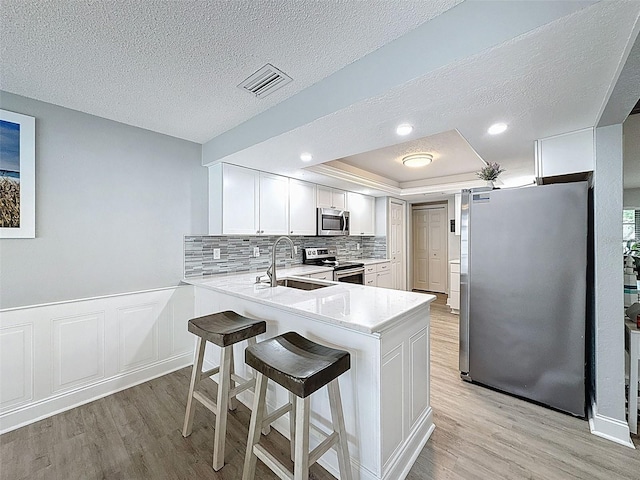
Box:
[238,63,293,98]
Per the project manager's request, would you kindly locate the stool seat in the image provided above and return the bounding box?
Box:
[245,331,350,399]
[188,311,266,347]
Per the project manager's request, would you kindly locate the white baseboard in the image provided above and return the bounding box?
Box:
[588,399,635,449]
[0,353,192,434]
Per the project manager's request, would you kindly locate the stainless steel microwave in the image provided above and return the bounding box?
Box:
[317,208,349,236]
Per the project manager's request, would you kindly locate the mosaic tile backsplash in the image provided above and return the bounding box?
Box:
[184,235,387,277]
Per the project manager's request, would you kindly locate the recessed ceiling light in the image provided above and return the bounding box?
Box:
[300,152,313,162]
[402,153,433,168]
[396,123,413,136]
[488,123,508,135]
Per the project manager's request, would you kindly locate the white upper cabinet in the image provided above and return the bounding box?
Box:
[209,164,288,235]
[210,163,259,235]
[535,127,594,179]
[347,192,375,236]
[317,185,346,210]
[259,172,289,235]
[289,179,317,236]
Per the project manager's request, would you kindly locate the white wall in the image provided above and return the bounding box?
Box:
[0,92,208,309]
[591,123,631,445]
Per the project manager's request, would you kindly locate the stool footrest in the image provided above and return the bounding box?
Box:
[261,402,292,429]
[253,445,293,480]
[229,378,256,398]
[193,390,218,415]
[201,366,220,379]
[231,373,250,385]
[309,431,338,466]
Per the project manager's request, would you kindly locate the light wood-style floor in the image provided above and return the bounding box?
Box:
[1,294,639,479]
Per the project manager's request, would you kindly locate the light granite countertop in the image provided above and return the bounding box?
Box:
[360,258,391,266]
[183,265,434,334]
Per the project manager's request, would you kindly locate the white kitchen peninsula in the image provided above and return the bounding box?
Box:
[183,272,435,480]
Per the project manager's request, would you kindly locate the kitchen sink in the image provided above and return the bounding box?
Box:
[276,278,331,290]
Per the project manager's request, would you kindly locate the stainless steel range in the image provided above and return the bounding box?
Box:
[302,247,364,284]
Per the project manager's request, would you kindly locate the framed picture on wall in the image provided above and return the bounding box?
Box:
[0,109,35,238]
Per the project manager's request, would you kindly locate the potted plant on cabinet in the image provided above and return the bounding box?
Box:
[476,162,505,188]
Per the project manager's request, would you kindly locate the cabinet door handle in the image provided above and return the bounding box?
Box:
[290,231,294,234]
[256,230,260,234]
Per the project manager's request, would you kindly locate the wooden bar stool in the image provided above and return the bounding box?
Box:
[242,331,352,480]
[182,311,266,471]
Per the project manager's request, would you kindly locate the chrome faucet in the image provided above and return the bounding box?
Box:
[267,236,295,287]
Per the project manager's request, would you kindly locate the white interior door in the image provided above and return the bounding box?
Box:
[427,208,447,292]
[389,201,405,290]
[412,205,447,293]
[412,209,429,291]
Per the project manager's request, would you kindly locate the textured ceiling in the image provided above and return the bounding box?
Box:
[1,1,638,198]
[326,129,485,183]
[214,1,640,194]
[0,0,460,143]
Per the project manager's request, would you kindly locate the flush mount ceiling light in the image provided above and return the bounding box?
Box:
[396,123,413,136]
[300,152,313,162]
[488,122,508,135]
[402,153,433,168]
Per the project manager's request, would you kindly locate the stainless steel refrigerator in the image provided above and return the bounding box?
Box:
[459,182,587,417]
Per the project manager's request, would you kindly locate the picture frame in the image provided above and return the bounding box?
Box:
[1,109,35,238]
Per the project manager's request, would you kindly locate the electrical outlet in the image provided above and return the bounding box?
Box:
[213,248,221,260]
[253,247,260,257]
[294,246,298,255]
[356,243,360,250]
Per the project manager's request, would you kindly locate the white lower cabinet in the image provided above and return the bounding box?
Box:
[365,261,391,288]
[447,260,460,314]
[377,270,392,289]
[308,271,332,281]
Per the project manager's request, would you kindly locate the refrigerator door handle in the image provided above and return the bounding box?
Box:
[459,189,471,379]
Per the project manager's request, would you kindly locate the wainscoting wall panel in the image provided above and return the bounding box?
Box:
[0,324,33,410]
[52,312,105,393]
[118,304,159,372]
[0,286,195,434]
[410,329,429,427]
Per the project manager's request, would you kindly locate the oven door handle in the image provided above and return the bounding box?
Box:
[341,210,346,234]
[335,267,364,277]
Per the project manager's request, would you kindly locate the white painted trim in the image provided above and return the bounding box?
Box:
[1,353,192,434]
[588,399,635,449]
[0,285,186,312]
[307,163,490,197]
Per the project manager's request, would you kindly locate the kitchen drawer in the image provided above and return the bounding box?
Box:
[365,277,376,286]
[450,272,460,291]
[308,271,332,281]
[365,265,376,275]
[376,262,390,273]
[450,263,460,274]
